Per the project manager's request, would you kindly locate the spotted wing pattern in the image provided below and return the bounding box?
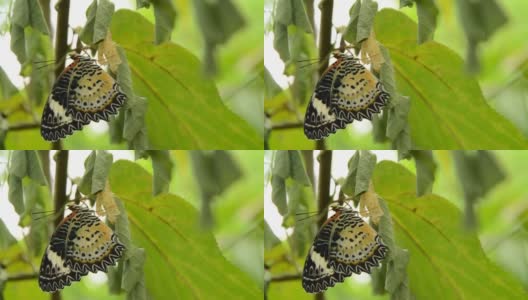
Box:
[39,205,125,292]
[304,53,390,140]
[41,54,126,141]
[302,207,388,293]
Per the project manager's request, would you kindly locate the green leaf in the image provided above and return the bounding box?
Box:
[400,0,414,8]
[113,198,146,299]
[9,0,49,64]
[80,0,115,45]
[92,150,114,194]
[8,151,46,184]
[7,175,23,215]
[263,67,282,100]
[452,151,505,201]
[109,160,260,299]
[288,151,310,186]
[110,10,261,149]
[189,151,242,226]
[113,46,149,149]
[415,0,438,44]
[151,0,177,44]
[147,150,173,195]
[25,151,46,185]
[271,176,287,215]
[0,219,17,251]
[0,67,18,100]
[385,247,410,293]
[341,151,360,196]
[8,151,27,178]
[344,0,378,44]
[344,1,361,43]
[122,247,146,292]
[79,151,96,195]
[78,150,113,195]
[355,150,376,195]
[372,161,527,299]
[341,151,376,197]
[357,0,378,42]
[375,9,528,149]
[272,0,312,61]
[410,150,436,196]
[455,0,508,72]
[10,25,26,63]
[264,221,280,250]
[452,151,505,227]
[193,0,243,45]
[272,151,290,178]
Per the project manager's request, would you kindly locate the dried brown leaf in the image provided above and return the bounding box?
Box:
[359,181,383,224]
[95,180,120,223]
[97,30,121,72]
[360,30,384,72]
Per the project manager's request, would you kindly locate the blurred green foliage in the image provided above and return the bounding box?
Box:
[265,150,528,299]
[0,150,263,299]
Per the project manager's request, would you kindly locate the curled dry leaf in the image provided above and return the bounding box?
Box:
[360,30,384,72]
[95,179,120,223]
[359,180,383,224]
[97,30,121,73]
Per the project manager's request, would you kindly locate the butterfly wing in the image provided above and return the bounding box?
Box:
[41,58,89,142]
[38,206,125,292]
[329,57,389,122]
[304,60,347,140]
[39,211,85,292]
[66,58,126,124]
[327,212,388,275]
[302,212,346,293]
[40,55,126,141]
[303,54,390,140]
[66,211,125,274]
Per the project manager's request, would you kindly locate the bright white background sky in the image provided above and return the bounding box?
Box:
[264,150,397,240]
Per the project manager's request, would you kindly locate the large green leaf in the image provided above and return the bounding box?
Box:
[110,10,261,149]
[109,160,260,299]
[375,9,528,149]
[372,161,526,299]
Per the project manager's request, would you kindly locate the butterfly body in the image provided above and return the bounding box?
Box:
[39,205,125,292]
[304,53,389,140]
[41,54,126,142]
[302,207,387,293]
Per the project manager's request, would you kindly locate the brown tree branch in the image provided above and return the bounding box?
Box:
[7,122,40,131]
[271,121,303,130]
[315,150,332,300]
[270,273,302,282]
[315,0,334,151]
[51,0,71,151]
[51,150,68,300]
[8,272,39,281]
[301,150,315,193]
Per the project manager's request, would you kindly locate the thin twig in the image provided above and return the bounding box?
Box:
[270,273,301,282]
[7,122,40,131]
[271,121,303,130]
[8,272,39,281]
[51,0,70,151]
[315,0,334,151]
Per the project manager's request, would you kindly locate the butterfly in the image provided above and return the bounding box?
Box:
[304,52,390,140]
[40,54,126,142]
[38,205,125,292]
[302,206,388,293]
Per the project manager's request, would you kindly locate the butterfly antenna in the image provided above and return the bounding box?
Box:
[31,207,65,222]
